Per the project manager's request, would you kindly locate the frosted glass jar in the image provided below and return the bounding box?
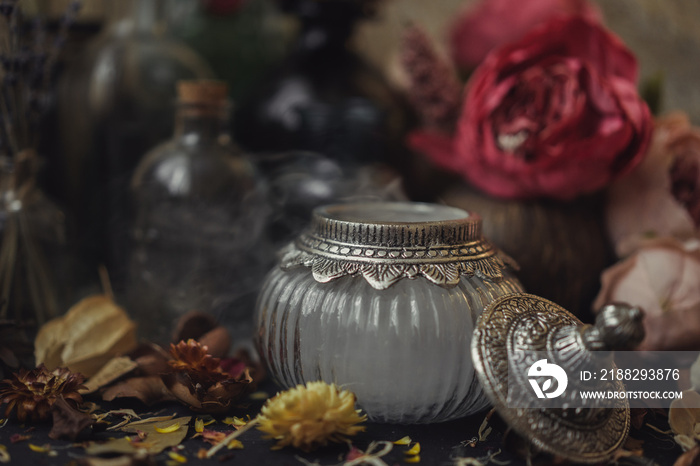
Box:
[254,202,523,423]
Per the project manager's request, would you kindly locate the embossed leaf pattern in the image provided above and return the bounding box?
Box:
[280,245,514,290]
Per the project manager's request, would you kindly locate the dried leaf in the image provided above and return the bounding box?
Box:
[77,453,156,466]
[172,311,218,343]
[49,396,94,441]
[85,416,190,455]
[102,376,175,406]
[130,344,171,376]
[35,295,137,377]
[82,357,138,394]
[674,445,700,466]
[198,327,230,360]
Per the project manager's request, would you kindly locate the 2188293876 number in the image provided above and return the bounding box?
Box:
[599,368,680,381]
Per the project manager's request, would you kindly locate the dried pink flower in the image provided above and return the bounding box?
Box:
[593,238,700,351]
[606,112,700,257]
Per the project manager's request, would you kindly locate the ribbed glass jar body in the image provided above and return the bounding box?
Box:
[254,202,523,423]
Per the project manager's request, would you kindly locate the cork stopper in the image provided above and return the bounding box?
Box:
[177,79,229,106]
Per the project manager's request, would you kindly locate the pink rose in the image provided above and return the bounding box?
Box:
[450,0,602,71]
[409,16,652,200]
[593,238,700,351]
[606,112,700,257]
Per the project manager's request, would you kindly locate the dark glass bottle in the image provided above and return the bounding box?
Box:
[234,0,409,168]
[57,0,213,290]
[128,80,267,344]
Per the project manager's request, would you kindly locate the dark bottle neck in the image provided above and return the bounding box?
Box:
[292,0,363,52]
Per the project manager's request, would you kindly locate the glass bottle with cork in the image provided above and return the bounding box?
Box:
[128,79,268,345]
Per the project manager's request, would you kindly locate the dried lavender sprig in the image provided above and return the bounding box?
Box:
[43,0,81,91]
[0,0,81,156]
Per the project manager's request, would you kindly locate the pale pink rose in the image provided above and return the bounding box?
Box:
[606,112,700,257]
[593,238,700,351]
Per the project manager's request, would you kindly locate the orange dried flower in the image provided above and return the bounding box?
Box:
[0,364,85,422]
[163,340,254,413]
[168,339,227,385]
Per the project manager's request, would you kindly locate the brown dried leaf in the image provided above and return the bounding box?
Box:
[172,311,218,343]
[35,295,138,377]
[675,445,700,466]
[101,376,175,406]
[199,327,231,359]
[131,344,170,376]
[49,396,94,441]
[81,357,138,394]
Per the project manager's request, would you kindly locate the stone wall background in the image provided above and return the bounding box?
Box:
[355,0,700,123]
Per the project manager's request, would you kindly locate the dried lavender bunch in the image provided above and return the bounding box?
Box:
[400,24,462,133]
[0,0,79,324]
[0,0,81,157]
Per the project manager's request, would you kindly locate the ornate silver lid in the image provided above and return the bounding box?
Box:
[472,293,645,463]
[279,202,517,290]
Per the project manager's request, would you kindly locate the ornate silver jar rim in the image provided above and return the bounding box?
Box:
[279,202,516,290]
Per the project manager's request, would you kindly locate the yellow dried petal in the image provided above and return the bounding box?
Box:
[195,419,204,433]
[405,455,421,463]
[0,445,9,464]
[167,452,187,463]
[393,436,412,445]
[249,391,269,400]
[28,444,50,453]
[227,439,244,450]
[405,443,421,455]
[223,416,247,427]
[155,422,181,433]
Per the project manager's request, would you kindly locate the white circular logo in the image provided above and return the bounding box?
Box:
[528,359,568,399]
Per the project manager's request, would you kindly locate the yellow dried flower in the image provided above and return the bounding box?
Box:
[256,381,367,452]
